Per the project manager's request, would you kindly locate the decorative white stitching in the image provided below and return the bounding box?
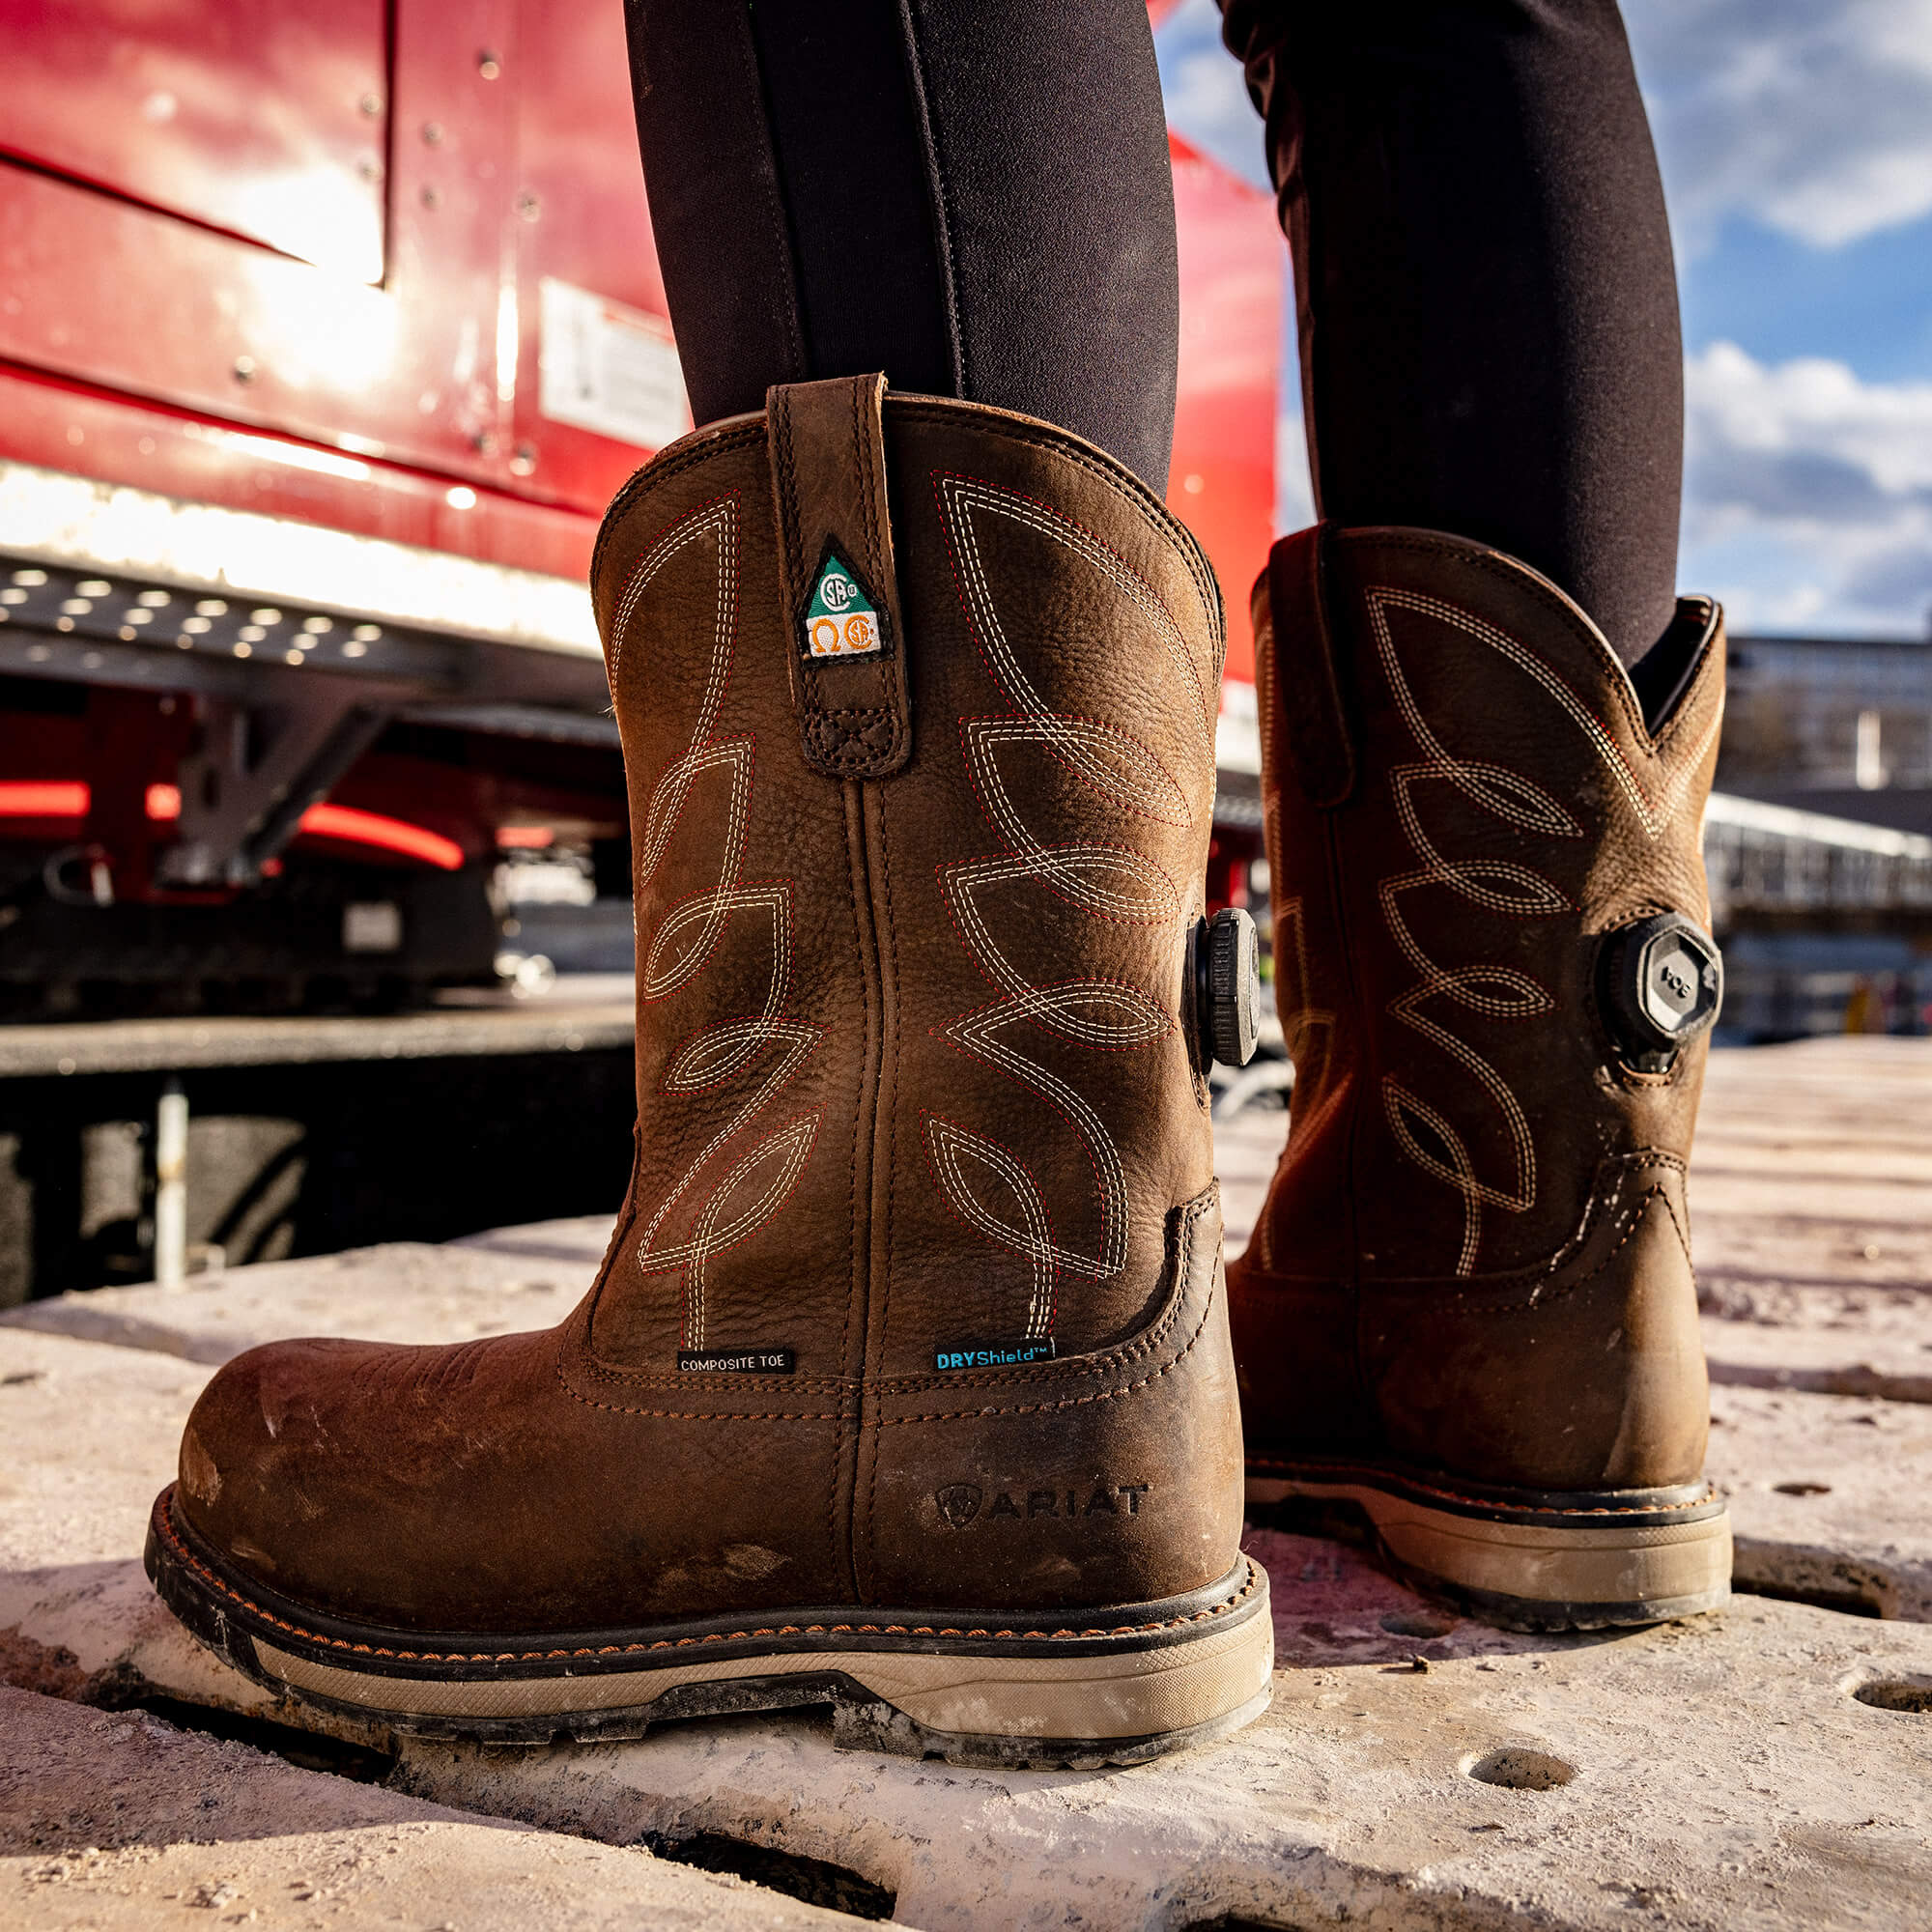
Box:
[611,497,825,1349]
[1363,584,1715,1276]
[925,476,1210,1339]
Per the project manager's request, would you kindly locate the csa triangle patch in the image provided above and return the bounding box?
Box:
[803,550,884,658]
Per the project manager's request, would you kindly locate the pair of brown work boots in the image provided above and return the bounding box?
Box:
[149,382,1730,1767]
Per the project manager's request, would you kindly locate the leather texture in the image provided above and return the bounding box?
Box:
[170,388,1243,1631]
[1233,522,1725,1493]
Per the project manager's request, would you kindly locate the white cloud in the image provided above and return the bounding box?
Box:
[1625,0,1932,252]
[1152,0,1272,195]
[1684,342,1932,634]
[1273,405,1314,535]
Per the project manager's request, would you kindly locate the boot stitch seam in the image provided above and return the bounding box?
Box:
[838,777,868,1600]
[931,980,1179,1049]
[919,1114,1061,1336]
[771,387,819,734]
[155,1504,1258,1661]
[937,472,1220,752]
[939,844,1185,933]
[560,1190,1213,1406]
[850,377,907,765]
[957,712,1192,829]
[608,495,741,685]
[1340,530,1652,742]
[1371,586,1723,830]
[590,427,765,589]
[864,781,907,1597]
[1242,1463,1720,1520]
[1367,1178,1690,1323]
[895,406,1222,644]
[867,1272,1213,1423]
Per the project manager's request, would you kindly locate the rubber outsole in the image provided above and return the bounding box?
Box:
[146,1486,1274,1768]
[1246,1460,1732,1632]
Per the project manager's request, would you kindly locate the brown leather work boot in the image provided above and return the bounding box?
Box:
[1232,522,1731,1630]
[146,379,1273,1765]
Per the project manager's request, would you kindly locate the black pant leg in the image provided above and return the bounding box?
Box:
[1222,0,1684,668]
[623,0,1180,490]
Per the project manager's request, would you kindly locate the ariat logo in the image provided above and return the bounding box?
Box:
[803,549,883,658]
[935,1484,981,1528]
[934,1481,1150,1526]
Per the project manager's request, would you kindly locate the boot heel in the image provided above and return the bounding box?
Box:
[1249,1465,1730,1631]
[827,1598,1275,1768]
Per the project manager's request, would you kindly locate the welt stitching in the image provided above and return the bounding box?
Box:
[158,1502,1258,1662]
[1244,1464,1722,1521]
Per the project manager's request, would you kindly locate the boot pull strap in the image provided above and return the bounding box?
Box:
[1261,523,1355,809]
[766,373,914,781]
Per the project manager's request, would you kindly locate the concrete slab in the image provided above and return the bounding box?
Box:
[4,1324,1932,1930]
[0,1687,868,1930]
[0,1242,587,1366]
[5,1037,1931,1929]
[1709,1384,1932,1619]
[0,1328,244,1715]
[385,1573,1932,1932]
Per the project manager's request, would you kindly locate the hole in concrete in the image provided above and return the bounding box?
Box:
[1853,1677,1932,1715]
[649,1833,895,1920]
[1773,1481,1832,1496]
[1379,1609,1455,1638]
[132,1696,398,1783]
[1179,1919,1309,1931]
[1734,1577,1883,1619]
[1465,1747,1576,1791]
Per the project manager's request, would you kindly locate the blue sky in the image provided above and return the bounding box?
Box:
[1154,0,1932,639]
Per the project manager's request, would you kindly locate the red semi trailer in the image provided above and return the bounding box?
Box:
[0,1,1279,1017]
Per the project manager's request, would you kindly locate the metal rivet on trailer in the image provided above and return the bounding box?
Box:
[233,355,257,383]
[422,122,444,145]
[477,50,502,78]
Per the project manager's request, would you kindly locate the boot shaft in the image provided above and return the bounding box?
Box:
[1253,524,1724,1286]
[1236,524,1724,1496]
[581,383,1244,1603]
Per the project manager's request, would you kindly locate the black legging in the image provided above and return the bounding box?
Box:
[622,0,1681,669]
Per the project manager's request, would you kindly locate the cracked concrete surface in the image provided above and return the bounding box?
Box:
[0,1687,867,1929]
